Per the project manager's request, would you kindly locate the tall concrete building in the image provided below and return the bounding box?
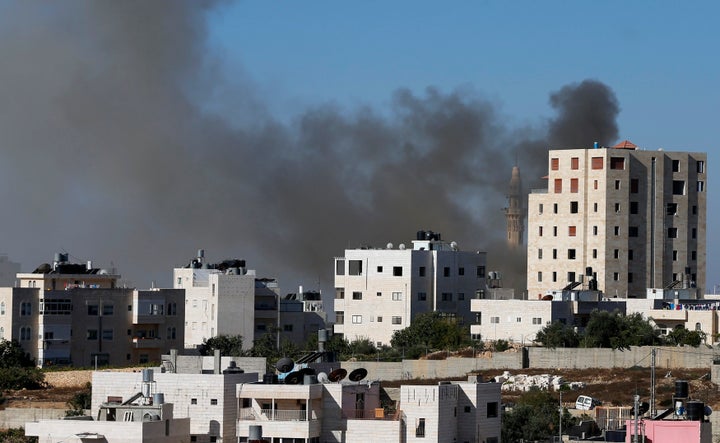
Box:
[333,231,487,346]
[0,253,185,367]
[504,165,525,248]
[527,141,706,298]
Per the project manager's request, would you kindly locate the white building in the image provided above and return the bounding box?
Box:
[334,231,487,346]
[175,251,259,351]
[527,141,706,299]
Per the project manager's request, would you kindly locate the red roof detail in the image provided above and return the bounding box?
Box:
[612,140,638,149]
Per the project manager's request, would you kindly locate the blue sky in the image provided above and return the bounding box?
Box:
[206,1,720,289]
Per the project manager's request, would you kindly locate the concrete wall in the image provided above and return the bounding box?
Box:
[0,407,66,430]
[528,346,714,369]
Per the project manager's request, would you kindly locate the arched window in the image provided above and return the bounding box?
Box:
[695,322,702,331]
[20,326,31,341]
[0,326,4,339]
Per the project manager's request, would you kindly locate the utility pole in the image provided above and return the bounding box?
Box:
[650,348,656,417]
[633,394,640,443]
[559,390,563,443]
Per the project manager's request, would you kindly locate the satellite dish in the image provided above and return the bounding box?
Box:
[399,244,406,250]
[318,372,329,383]
[705,406,713,416]
[284,371,302,385]
[450,241,458,251]
[386,243,393,249]
[276,358,295,373]
[348,368,368,382]
[328,368,348,382]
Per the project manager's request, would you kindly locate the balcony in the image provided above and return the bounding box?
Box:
[649,309,688,322]
[132,337,163,349]
[239,408,318,421]
[237,408,321,440]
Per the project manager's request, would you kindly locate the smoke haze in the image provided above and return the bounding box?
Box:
[0,2,620,294]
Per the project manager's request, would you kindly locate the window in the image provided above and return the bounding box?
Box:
[615,180,621,190]
[284,324,293,331]
[210,399,218,405]
[697,181,705,192]
[416,418,426,438]
[352,292,362,300]
[692,251,697,261]
[21,302,32,316]
[377,316,382,322]
[614,226,619,236]
[593,179,598,190]
[591,157,603,169]
[672,159,680,172]
[610,157,625,170]
[539,226,543,236]
[335,312,344,324]
[0,302,4,315]
[568,226,576,236]
[102,329,113,340]
[352,315,362,324]
[348,260,363,275]
[552,249,557,259]
[667,203,678,215]
[554,178,562,193]
[465,406,472,413]
[487,402,499,418]
[532,318,542,325]
[87,329,98,340]
[697,161,705,173]
[692,228,696,239]
[458,267,465,276]
[167,303,177,316]
[102,304,114,316]
[336,259,345,275]
[392,292,402,301]
[628,273,633,283]
[377,266,383,273]
[537,272,542,282]
[167,327,177,339]
[0,326,3,339]
[441,292,452,301]
[87,304,99,315]
[628,250,634,260]
[615,203,620,213]
[568,249,576,260]
[692,205,697,215]
[551,158,559,170]
[538,249,543,259]
[476,266,485,278]
[418,266,426,277]
[516,317,522,323]
[592,249,597,259]
[393,266,402,276]
[629,227,638,237]
[335,289,345,299]
[593,202,598,212]
[631,178,639,193]
[593,226,598,235]
[391,316,402,325]
[443,267,450,277]
[458,293,465,300]
[570,201,578,213]
[672,250,678,261]
[568,271,576,283]
[614,249,619,259]
[672,180,685,195]
[490,317,500,324]
[613,273,620,281]
[630,201,639,214]
[417,292,427,301]
[668,228,678,238]
[539,203,543,214]
[570,178,578,193]
[553,203,558,214]
[553,226,558,236]
[191,398,197,405]
[571,157,579,169]
[20,326,31,341]
[552,272,557,282]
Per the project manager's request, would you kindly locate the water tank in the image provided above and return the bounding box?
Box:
[303,374,318,385]
[142,369,154,382]
[686,401,705,421]
[675,380,689,398]
[416,230,425,240]
[249,425,262,440]
[263,373,278,384]
[153,393,165,405]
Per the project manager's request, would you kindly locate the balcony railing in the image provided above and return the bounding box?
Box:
[238,408,317,421]
[132,337,162,349]
[342,409,398,420]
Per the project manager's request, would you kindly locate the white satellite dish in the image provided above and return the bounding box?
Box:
[317,372,330,384]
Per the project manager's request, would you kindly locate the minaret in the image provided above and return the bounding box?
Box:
[504,165,524,248]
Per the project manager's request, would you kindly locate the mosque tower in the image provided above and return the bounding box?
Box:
[504,165,524,248]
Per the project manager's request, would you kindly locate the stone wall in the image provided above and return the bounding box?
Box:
[528,346,716,370]
[0,408,66,430]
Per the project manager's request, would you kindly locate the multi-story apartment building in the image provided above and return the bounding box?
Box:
[334,231,487,346]
[0,253,21,286]
[0,253,184,367]
[527,141,706,299]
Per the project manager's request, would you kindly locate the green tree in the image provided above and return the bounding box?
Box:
[66,382,92,417]
[581,310,663,349]
[198,335,244,356]
[390,312,470,352]
[0,339,35,368]
[0,428,37,443]
[666,326,706,347]
[502,388,575,443]
[535,321,580,348]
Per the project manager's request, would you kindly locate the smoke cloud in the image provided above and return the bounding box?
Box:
[0,2,620,294]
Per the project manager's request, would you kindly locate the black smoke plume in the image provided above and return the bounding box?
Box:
[0,2,620,295]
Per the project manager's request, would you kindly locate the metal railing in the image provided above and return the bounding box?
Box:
[238,408,317,421]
